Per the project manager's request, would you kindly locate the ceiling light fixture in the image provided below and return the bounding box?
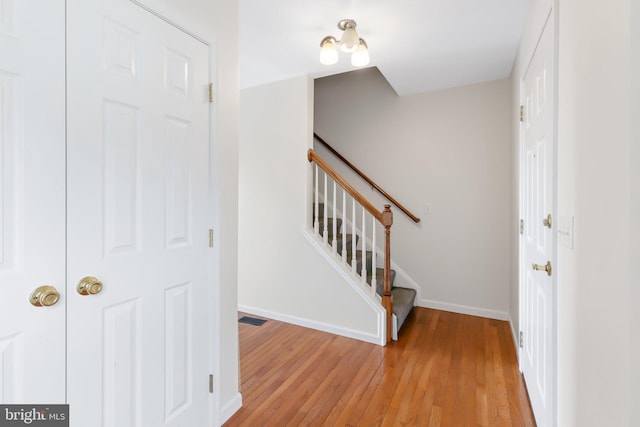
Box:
[319,19,369,67]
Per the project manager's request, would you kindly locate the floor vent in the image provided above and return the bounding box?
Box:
[239,316,267,326]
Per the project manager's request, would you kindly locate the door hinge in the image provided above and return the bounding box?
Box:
[520,219,524,235]
[519,331,524,348]
[209,83,214,103]
[208,229,214,248]
[520,105,524,122]
[209,374,214,394]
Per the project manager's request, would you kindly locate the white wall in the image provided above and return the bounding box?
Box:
[631,2,640,424]
[557,0,632,425]
[314,69,512,320]
[208,1,241,421]
[238,75,383,343]
[513,1,636,425]
[132,0,241,423]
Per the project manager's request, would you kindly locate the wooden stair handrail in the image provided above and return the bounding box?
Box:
[308,149,394,344]
[308,150,389,225]
[314,133,421,223]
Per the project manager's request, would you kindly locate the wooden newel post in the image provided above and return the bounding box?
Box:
[382,204,393,345]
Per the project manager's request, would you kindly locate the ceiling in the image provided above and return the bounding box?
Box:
[239,0,528,96]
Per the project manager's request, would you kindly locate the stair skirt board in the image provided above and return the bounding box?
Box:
[238,304,386,346]
[304,226,419,343]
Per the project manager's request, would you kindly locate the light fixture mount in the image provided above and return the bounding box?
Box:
[337,19,357,31]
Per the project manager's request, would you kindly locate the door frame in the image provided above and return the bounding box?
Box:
[518,5,558,426]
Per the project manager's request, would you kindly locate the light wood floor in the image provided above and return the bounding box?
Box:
[224,308,536,426]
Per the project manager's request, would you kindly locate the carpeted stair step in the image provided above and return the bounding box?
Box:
[333,233,359,252]
[347,250,373,274]
[317,217,343,240]
[313,203,335,223]
[365,267,416,333]
[367,268,397,295]
[346,252,397,294]
[392,287,417,332]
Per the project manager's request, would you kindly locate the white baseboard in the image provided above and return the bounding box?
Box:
[220,392,242,425]
[238,304,384,346]
[417,298,509,321]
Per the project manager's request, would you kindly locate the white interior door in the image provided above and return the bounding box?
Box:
[0,0,66,403]
[520,12,555,427]
[66,0,212,425]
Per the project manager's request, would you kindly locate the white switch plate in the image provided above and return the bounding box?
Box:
[558,215,574,249]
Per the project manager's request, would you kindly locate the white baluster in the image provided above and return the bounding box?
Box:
[323,172,328,245]
[371,215,377,296]
[341,189,347,263]
[332,181,337,253]
[351,197,357,274]
[314,165,319,235]
[361,207,367,285]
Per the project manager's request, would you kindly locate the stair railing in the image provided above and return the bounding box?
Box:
[308,149,393,344]
[314,133,420,223]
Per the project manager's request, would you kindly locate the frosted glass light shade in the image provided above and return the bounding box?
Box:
[351,39,369,67]
[319,38,338,65]
[340,26,359,53]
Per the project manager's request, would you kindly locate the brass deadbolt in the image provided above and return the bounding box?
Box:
[30,286,60,307]
[77,276,103,295]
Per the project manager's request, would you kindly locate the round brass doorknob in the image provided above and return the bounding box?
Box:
[77,276,103,295]
[30,286,60,307]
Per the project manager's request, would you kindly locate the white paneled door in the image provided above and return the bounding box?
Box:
[0,0,66,404]
[521,11,555,427]
[1,0,213,425]
[67,0,211,425]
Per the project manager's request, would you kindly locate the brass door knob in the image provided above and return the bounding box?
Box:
[77,276,103,295]
[543,214,553,229]
[532,261,552,277]
[30,286,60,307]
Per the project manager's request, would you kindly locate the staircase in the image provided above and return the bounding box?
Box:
[316,203,417,337]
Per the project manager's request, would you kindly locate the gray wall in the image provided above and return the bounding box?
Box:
[315,69,513,320]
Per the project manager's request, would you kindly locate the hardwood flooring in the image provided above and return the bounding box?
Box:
[224,308,536,426]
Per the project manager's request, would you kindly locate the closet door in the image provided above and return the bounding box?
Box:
[0,0,66,403]
[66,0,212,425]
